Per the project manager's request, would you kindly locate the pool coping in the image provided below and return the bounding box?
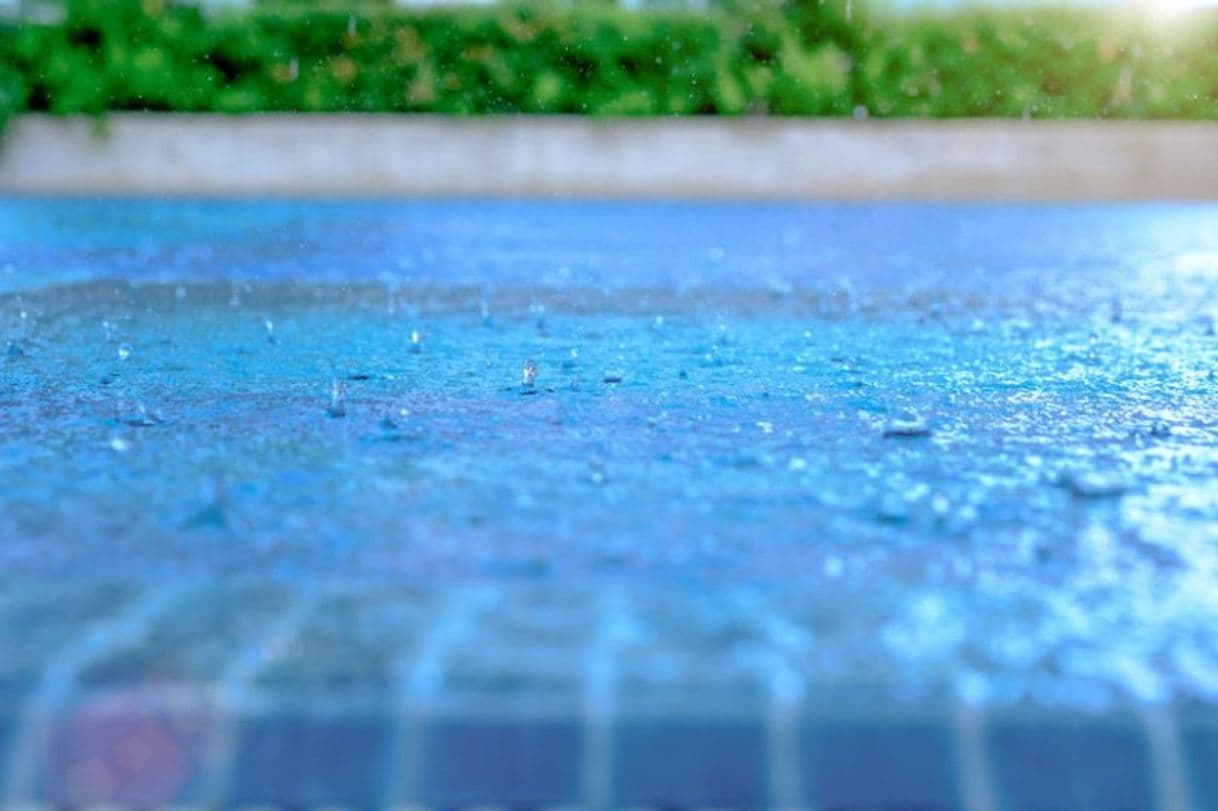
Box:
[5,114,1218,200]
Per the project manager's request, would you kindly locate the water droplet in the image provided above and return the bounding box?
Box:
[410,329,423,353]
[117,401,163,427]
[264,318,277,345]
[182,473,228,530]
[1058,469,1128,499]
[327,378,346,418]
[882,413,931,438]
[117,343,132,361]
[876,492,911,524]
[479,299,492,326]
[521,359,538,389]
[109,436,130,453]
[529,303,547,331]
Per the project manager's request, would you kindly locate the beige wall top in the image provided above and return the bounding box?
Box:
[3,113,1217,199]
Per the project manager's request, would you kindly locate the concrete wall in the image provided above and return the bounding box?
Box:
[4,113,1218,199]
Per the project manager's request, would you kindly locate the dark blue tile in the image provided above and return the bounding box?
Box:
[419,716,582,807]
[987,715,1153,811]
[229,714,392,807]
[800,717,960,810]
[613,717,768,808]
[1181,712,1218,811]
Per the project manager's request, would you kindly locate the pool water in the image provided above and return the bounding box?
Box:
[2,199,1218,809]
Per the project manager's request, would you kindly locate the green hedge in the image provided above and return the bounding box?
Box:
[1,0,1217,131]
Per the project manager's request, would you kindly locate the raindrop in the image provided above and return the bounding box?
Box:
[410,329,423,353]
[529,302,547,331]
[327,378,346,418]
[109,436,130,453]
[117,401,163,427]
[264,318,277,345]
[1058,469,1128,499]
[882,413,931,438]
[876,492,910,524]
[480,299,492,326]
[521,359,538,389]
[117,343,133,361]
[182,473,228,530]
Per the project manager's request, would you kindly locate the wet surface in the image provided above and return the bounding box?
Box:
[3,200,1218,800]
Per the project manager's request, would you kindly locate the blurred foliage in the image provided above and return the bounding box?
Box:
[1,0,1217,130]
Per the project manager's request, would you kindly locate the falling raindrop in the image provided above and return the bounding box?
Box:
[264,318,277,345]
[530,302,547,332]
[182,473,228,530]
[109,436,130,453]
[327,378,346,418]
[522,359,538,389]
[410,329,423,353]
[117,343,133,361]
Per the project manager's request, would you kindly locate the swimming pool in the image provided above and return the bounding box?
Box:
[2,199,1218,809]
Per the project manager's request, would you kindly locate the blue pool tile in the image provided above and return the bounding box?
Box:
[986,714,1153,811]
[612,717,769,808]
[228,714,392,807]
[1180,709,1218,811]
[419,716,582,807]
[800,716,961,810]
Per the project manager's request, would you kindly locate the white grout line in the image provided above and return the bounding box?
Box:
[383,586,495,809]
[196,588,324,808]
[954,701,999,811]
[1142,703,1195,811]
[731,591,806,811]
[581,586,628,811]
[0,584,189,806]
